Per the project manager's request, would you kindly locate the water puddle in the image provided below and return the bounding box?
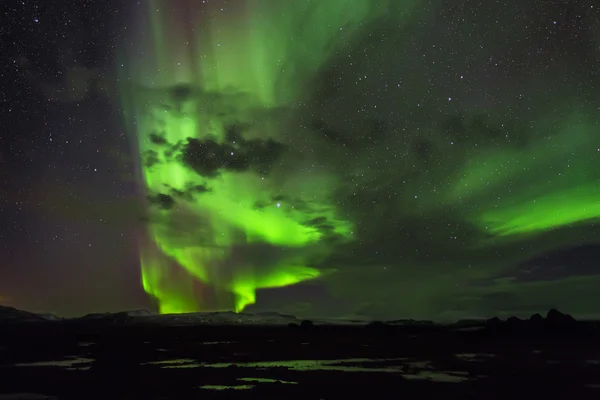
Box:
[198,385,254,391]
[455,353,496,362]
[142,359,199,368]
[13,357,94,371]
[197,378,298,390]
[239,377,298,385]
[146,357,410,371]
[144,358,472,382]
[8,356,474,383]
[402,371,469,383]
[203,357,409,371]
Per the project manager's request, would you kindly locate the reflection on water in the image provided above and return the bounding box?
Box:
[147,357,409,371]
[239,377,298,385]
[143,359,196,366]
[13,357,94,371]
[198,385,254,391]
[455,353,496,362]
[144,357,472,382]
[197,378,298,391]
[141,359,201,369]
[402,371,469,383]
[5,354,490,383]
[9,354,522,385]
[10,352,600,392]
[205,357,408,370]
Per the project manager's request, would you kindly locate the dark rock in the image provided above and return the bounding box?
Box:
[300,320,314,329]
[0,305,49,323]
[366,321,389,330]
[78,311,133,325]
[529,313,543,323]
[413,320,435,326]
[37,313,62,321]
[111,312,134,324]
[505,316,523,328]
[485,317,502,328]
[546,308,576,324]
[288,322,300,329]
[455,319,480,327]
[124,309,153,317]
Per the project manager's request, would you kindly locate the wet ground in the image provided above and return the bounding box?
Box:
[1,323,600,399]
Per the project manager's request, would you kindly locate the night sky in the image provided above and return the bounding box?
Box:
[1,0,600,321]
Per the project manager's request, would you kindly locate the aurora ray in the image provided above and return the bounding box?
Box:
[449,115,600,240]
[118,0,410,313]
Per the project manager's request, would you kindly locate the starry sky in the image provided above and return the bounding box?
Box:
[1,0,600,321]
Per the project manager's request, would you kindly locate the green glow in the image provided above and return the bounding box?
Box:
[119,0,414,313]
[478,186,600,237]
[232,265,325,312]
[117,0,600,320]
[140,247,198,314]
[447,115,600,240]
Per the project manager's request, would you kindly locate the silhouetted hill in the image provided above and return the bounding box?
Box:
[0,305,586,333]
[0,305,60,323]
[484,309,583,333]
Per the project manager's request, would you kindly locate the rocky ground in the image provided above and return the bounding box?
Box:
[0,307,599,399]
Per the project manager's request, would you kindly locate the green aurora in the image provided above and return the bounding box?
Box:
[117,0,600,317]
[119,0,414,313]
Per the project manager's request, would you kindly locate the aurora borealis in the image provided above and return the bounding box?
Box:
[119,0,380,313]
[3,0,600,320]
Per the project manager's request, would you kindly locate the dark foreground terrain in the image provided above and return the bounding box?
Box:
[1,307,600,399]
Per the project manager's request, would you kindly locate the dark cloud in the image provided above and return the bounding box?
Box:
[303,217,346,244]
[149,132,168,146]
[224,124,250,144]
[166,183,211,201]
[142,150,160,168]
[147,193,175,210]
[170,84,195,103]
[191,184,210,194]
[181,138,247,177]
[180,135,286,178]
